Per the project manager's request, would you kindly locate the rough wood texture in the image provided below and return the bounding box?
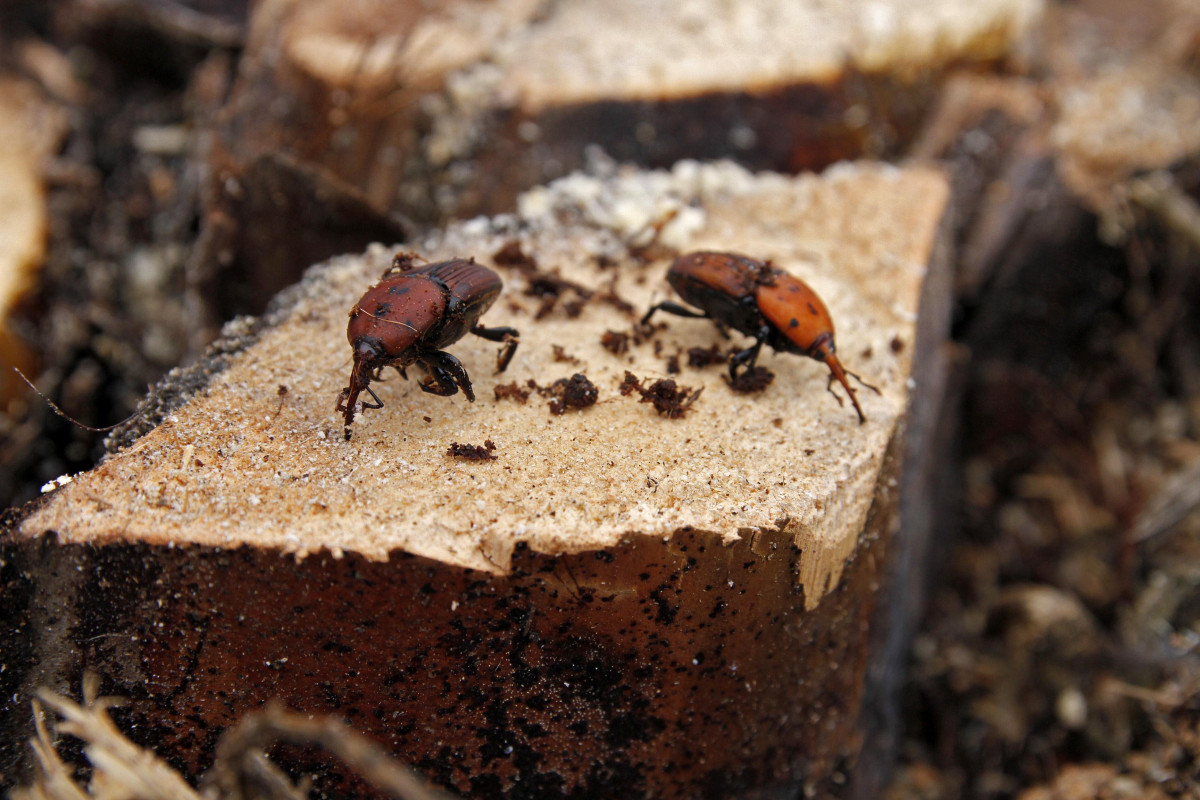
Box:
[6,161,950,798]
[199,0,1038,316]
[29,163,946,599]
[223,0,1037,214]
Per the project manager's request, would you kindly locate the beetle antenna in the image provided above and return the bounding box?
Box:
[12,367,153,432]
[823,356,867,424]
[844,369,881,395]
[825,374,845,407]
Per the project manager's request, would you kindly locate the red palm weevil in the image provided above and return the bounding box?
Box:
[336,254,518,436]
[641,251,877,423]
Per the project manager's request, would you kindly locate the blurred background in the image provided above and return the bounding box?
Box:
[2,1,1200,797]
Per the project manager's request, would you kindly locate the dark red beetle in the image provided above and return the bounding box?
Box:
[641,251,876,423]
[336,254,518,435]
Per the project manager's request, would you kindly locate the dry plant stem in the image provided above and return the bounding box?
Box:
[18,701,91,800]
[24,682,204,800]
[207,702,458,800]
[209,750,309,800]
[1131,455,1200,543]
[15,683,456,800]
[11,367,154,432]
[1127,171,1200,252]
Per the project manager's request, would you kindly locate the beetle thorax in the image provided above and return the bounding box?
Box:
[346,275,448,357]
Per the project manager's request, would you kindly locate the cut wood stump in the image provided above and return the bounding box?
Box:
[196,0,1039,320]
[4,161,951,798]
[217,0,1036,218]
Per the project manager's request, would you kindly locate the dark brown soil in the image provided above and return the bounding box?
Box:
[888,163,1200,800]
[0,2,249,508]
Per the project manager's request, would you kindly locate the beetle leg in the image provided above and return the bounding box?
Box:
[470,324,518,342]
[335,383,383,439]
[496,335,518,372]
[439,352,475,402]
[338,384,383,413]
[417,352,475,402]
[728,342,762,380]
[417,367,458,397]
[383,251,427,276]
[728,327,769,381]
[361,385,384,409]
[640,301,708,327]
[471,324,520,372]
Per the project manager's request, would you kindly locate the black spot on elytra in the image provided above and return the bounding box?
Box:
[789,318,799,328]
[373,302,392,316]
[387,285,411,295]
[807,302,818,315]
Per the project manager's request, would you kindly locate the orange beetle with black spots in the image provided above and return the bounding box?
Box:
[336,254,518,437]
[641,251,876,423]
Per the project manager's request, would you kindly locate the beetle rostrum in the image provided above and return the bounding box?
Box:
[336,254,519,437]
[641,251,877,423]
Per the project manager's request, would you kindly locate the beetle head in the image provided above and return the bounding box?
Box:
[353,336,385,370]
[348,336,388,400]
[804,331,834,362]
[338,337,385,429]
